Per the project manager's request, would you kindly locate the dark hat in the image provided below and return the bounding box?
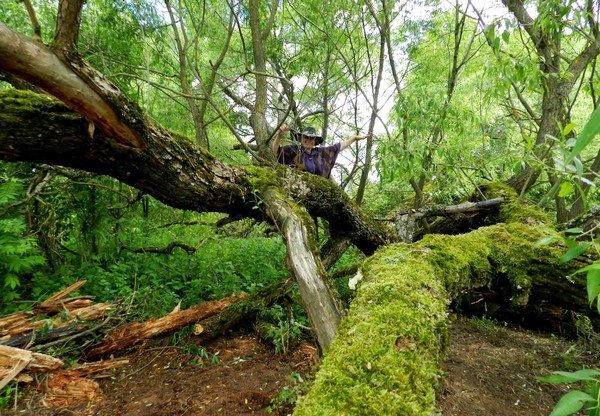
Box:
[292,126,324,145]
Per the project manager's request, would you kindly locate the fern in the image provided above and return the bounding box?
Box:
[0,178,47,313]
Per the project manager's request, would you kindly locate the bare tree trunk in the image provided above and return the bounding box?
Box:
[164,0,208,148]
[248,0,278,160]
[262,187,345,351]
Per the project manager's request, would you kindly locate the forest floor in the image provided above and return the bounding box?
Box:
[2,316,597,416]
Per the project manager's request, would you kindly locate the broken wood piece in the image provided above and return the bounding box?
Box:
[0,345,63,372]
[33,296,96,314]
[39,280,87,306]
[0,312,31,334]
[396,197,505,220]
[394,197,505,243]
[0,345,63,389]
[42,373,102,409]
[0,302,112,343]
[85,294,245,358]
[59,358,129,378]
[0,359,30,390]
[0,324,87,348]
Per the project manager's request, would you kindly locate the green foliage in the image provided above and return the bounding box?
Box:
[267,372,311,414]
[0,178,47,314]
[0,163,288,319]
[539,225,600,416]
[0,381,21,409]
[538,370,600,416]
[184,345,220,367]
[258,303,308,354]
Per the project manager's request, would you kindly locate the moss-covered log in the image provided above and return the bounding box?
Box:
[294,185,593,415]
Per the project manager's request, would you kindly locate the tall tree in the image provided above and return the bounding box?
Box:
[478,0,600,221]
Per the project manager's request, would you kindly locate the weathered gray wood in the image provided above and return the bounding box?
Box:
[262,187,345,351]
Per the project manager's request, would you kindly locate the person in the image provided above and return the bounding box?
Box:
[272,124,370,179]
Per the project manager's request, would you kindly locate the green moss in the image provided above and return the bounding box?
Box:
[477,182,552,226]
[0,89,78,124]
[242,165,281,191]
[295,217,565,415]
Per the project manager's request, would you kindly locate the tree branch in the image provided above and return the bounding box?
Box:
[54,0,84,50]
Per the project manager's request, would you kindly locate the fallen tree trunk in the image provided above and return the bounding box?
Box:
[193,278,294,345]
[294,186,595,415]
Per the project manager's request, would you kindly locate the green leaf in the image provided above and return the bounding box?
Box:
[587,269,600,305]
[535,236,555,246]
[567,106,600,162]
[560,243,590,264]
[4,273,20,290]
[563,123,576,137]
[563,228,584,234]
[574,158,584,178]
[549,390,595,416]
[572,262,600,274]
[539,369,600,384]
[559,182,574,198]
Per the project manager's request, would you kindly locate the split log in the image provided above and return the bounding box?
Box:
[0,345,64,372]
[0,303,113,344]
[86,294,245,358]
[0,345,63,389]
[58,358,129,378]
[33,296,96,314]
[1,324,87,348]
[38,280,87,306]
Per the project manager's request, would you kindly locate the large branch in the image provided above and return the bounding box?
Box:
[262,187,345,351]
[0,22,141,147]
[0,89,390,253]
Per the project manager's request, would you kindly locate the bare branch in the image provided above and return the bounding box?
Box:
[18,0,42,40]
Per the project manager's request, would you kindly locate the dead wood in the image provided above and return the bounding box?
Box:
[1,324,87,348]
[85,294,245,359]
[0,345,64,372]
[193,278,294,345]
[33,296,96,314]
[58,358,129,378]
[0,302,113,344]
[42,373,102,409]
[394,198,505,243]
[0,345,63,390]
[40,280,87,305]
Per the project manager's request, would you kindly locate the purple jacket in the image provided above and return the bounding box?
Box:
[277,143,341,178]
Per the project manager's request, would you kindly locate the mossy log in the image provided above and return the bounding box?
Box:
[294,185,594,415]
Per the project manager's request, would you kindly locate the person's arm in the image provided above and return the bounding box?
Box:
[272,124,290,154]
[340,134,370,151]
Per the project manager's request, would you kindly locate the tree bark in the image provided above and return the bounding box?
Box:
[262,187,345,351]
[0,89,390,255]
